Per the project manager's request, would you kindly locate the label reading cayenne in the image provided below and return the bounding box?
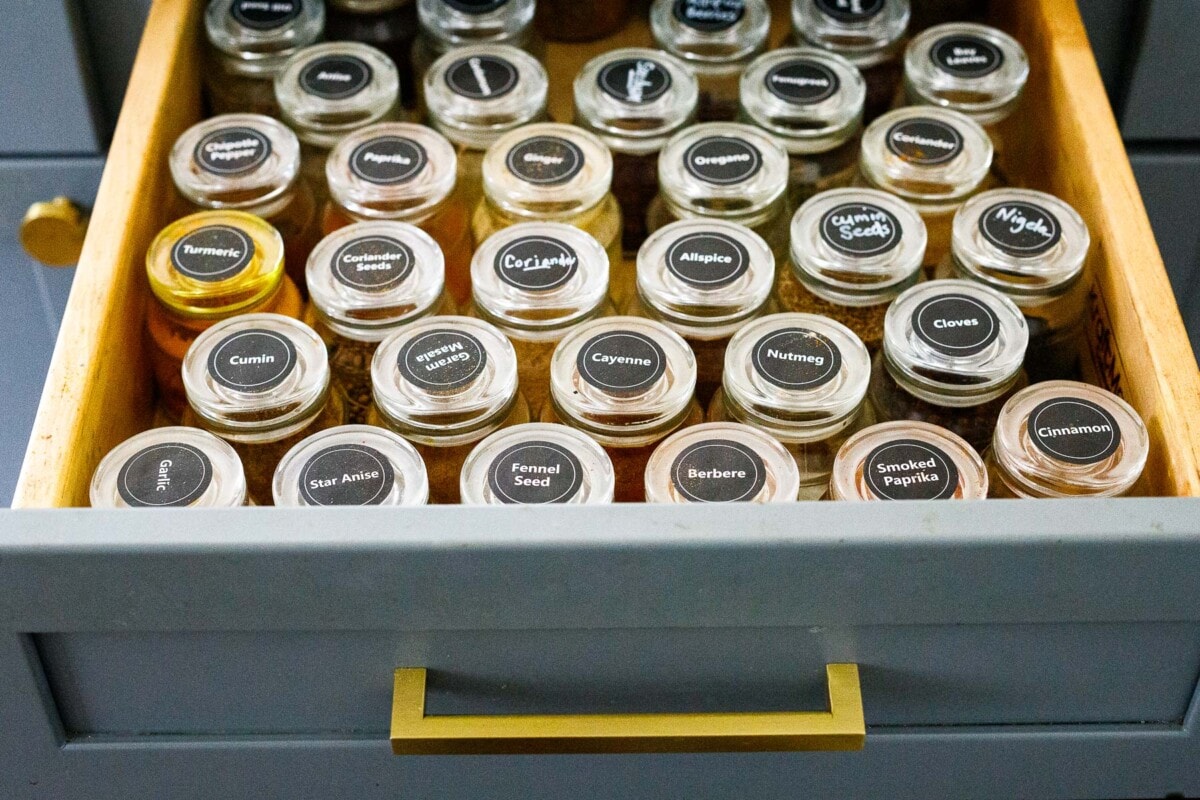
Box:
[494,236,579,291]
[398,329,488,392]
[350,136,428,184]
[116,442,213,507]
[299,55,373,100]
[194,126,272,176]
[814,0,885,23]
[670,439,766,503]
[487,440,584,504]
[598,58,672,104]
[751,327,842,390]
[171,225,255,282]
[931,34,1004,78]
[299,444,395,505]
[1028,397,1121,465]
[978,201,1062,257]
[332,235,415,291]
[665,231,750,288]
[863,439,959,500]
[230,0,302,30]
[911,293,1000,357]
[819,202,902,257]
[445,55,519,99]
[886,118,964,166]
[576,330,667,395]
[673,0,745,32]
[206,328,298,393]
[683,136,763,185]
[506,136,585,185]
[765,59,840,105]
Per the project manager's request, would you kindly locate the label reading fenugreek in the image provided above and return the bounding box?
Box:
[670,439,766,503]
[683,136,763,185]
[398,329,488,392]
[765,59,841,105]
[299,444,394,505]
[911,293,1000,357]
[445,55,519,100]
[576,330,667,395]
[494,236,579,291]
[1028,397,1121,465]
[207,328,298,393]
[819,202,902,257]
[665,231,750,288]
[299,55,373,100]
[931,34,1004,78]
[751,327,843,390]
[598,58,673,104]
[349,136,429,185]
[863,439,959,500]
[487,441,584,504]
[116,442,213,507]
[194,126,272,176]
[506,136,585,185]
[673,0,745,32]
[171,225,256,282]
[886,118,964,166]
[332,235,415,291]
[978,201,1062,257]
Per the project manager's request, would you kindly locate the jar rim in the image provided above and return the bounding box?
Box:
[425,44,549,150]
[739,47,865,151]
[272,424,431,506]
[90,426,247,508]
[859,106,993,203]
[459,422,616,505]
[170,113,301,210]
[904,22,1030,124]
[792,0,911,67]
[830,420,987,500]
[644,421,802,503]
[650,0,772,65]
[574,47,699,152]
[326,122,458,222]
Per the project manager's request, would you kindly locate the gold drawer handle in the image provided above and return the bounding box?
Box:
[19,197,89,267]
[390,664,865,755]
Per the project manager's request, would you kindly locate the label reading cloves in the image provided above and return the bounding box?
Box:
[931,34,1004,78]
[978,201,1062,257]
[576,330,667,395]
[487,440,584,504]
[751,327,843,390]
[494,236,579,291]
[194,126,272,176]
[819,202,902,257]
[299,443,394,505]
[506,135,585,185]
[299,55,373,100]
[665,231,750,288]
[171,225,256,282]
[911,293,1000,357]
[350,136,429,185]
[765,59,841,105]
[207,328,298,393]
[332,235,415,291]
[398,329,488,392]
[863,438,959,500]
[886,118,964,166]
[683,136,763,185]
[117,442,213,507]
[670,439,767,503]
[445,55,519,99]
[1028,397,1121,465]
[673,0,745,32]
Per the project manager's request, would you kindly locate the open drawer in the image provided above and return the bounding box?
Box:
[3,0,1200,797]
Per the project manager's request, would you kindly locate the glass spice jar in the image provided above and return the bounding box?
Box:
[469,222,611,416]
[369,315,529,502]
[739,48,865,209]
[324,0,420,113]
[90,427,248,509]
[183,313,348,504]
[645,421,801,503]
[542,316,702,502]
[272,424,430,505]
[203,0,325,116]
[412,0,539,82]
[828,419,987,500]
[870,278,1028,453]
[775,187,925,351]
[534,0,631,43]
[987,380,1149,499]
[709,312,872,499]
[145,211,303,419]
[649,0,771,122]
[460,422,616,504]
[305,220,453,423]
[574,47,699,255]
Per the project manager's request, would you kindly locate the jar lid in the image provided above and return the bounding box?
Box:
[883,279,1028,406]
[905,22,1029,125]
[418,0,535,49]
[829,420,987,500]
[460,423,616,504]
[992,380,1148,498]
[146,210,285,318]
[636,219,774,338]
[739,48,865,154]
[574,48,699,155]
[272,424,430,506]
[657,122,789,219]
[645,421,801,503]
[482,122,614,218]
[330,0,410,11]
[170,114,301,210]
[650,0,772,65]
[275,42,400,147]
[327,122,458,222]
[424,45,548,150]
[307,221,446,340]
[205,0,325,74]
[722,313,871,442]
[793,0,911,67]
[471,222,609,336]
[790,187,926,305]
[90,426,247,508]
[860,107,993,203]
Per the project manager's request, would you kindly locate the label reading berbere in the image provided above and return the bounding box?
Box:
[494,236,579,291]
[670,439,766,503]
[673,0,745,32]
[751,327,843,390]
[207,328,298,393]
[863,439,959,500]
[171,225,255,282]
[765,59,840,105]
[194,126,272,176]
[487,441,584,504]
[683,136,763,185]
[912,293,1000,357]
[117,442,213,507]
[819,202,902,257]
[576,330,667,395]
[814,0,885,23]
[1028,397,1121,465]
[978,201,1062,257]
[443,0,509,13]
[506,136,585,185]
[299,55,373,100]
[445,55,519,99]
[231,0,302,30]
[398,329,487,392]
[931,34,1004,78]
[665,232,750,288]
[350,136,428,185]
[332,235,414,291]
[886,118,964,166]
[598,58,672,104]
[299,444,395,505]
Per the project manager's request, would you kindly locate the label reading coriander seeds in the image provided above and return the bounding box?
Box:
[819,202,902,257]
[116,442,213,507]
[299,55,373,100]
[683,136,763,185]
[814,0,885,23]
[864,439,959,500]
[332,235,414,291]
[442,0,509,13]
[1028,397,1121,465]
[765,59,841,105]
[207,328,298,393]
[673,0,745,32]
[670,439,766,503]
[598,58,672,104]
[576,330,667,395]
[506,136,585,185]
[350,136,429,185]
[494,236,579,291]
[299,444,394,505]
[931,35,1004,78]
[665,232,750,288]
[912,293,1000,357]
[445,55,519,100]
[751,327,843,390]
[978,201,1062,257]
[399,329,487,392]
[171,225,255,282]
[194,126,272,176]
[487,441,584,504]
[886,118,964,166]
[230,0,302,30]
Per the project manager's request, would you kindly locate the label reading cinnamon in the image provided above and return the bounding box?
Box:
[506,136,585,185]
[299,55,373,100]
[194,126,272,176]
[751,327,843,390]
[349,136,428,185]
[886,118,964,166]
[445,55,519,99]
[332,235,414,291]
[665,231,750,288]
[117,442,213,507]
[494,236,579,291]
[931,34,1004,78]
[576,330,667,395]
[487,441,584,504]
[1028,397,1121,465]
[670,439,766,503]
[207,328,299,393]
[765,59,841,105]
[863,439,959,500]
[398,329,488,392]
[683,136,763,185]
[171,225,255,282]
[819,202,902,257]
[598,58,672,104]
[912,293,1000,357]
[978,201,1062,257]
[299,444,394,505]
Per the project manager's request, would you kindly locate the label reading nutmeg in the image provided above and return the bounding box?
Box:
[576,330,667,395]
[683,136,763,185]
[931,34,1004,78]
[819,202,902,257]
[194,126,272,176]
[665,231,750,288]
[299,55,373,100]
[911,293,1000,357]
[350,136,428,185]
[598,58,673,104]
[230,0,302,30]
[765,59,841,105]
[445,55,519,99]
[751,327,843,390]
[1028,397,1121,465]
[814,0,885,23]
[673,0,745,32]
[886,118,964,166]
[171,225,255,282]
[487,440,584,504]
[670,439,767,503]
[116,442,213,507]
[506,136,585,185]
[207,328,298,393]
[398,329,487,392]
[442,0,509,13]
[299,444,395,505]
[863,439,959,500]
[978,201,1063,257]
[494,236,579,291]
[332,235,414,291]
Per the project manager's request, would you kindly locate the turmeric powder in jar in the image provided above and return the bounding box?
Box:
[828,419,988,500]
[644,422,801,503]
[460,423,616,505]
[90,427,248,509]
[272,424,430,505]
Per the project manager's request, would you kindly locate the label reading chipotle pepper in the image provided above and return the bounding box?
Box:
[117,442,213,507]
[194,126,272,176]
[487,440,584,504]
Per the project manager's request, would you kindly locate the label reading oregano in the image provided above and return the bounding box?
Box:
[978,201,1062,257]
[445,55,519,99]
[1028,397,1121,465]
[299,55,373,100]
[299,444,395,506]
[819,202,902,257]
[670,439,767,503]
[931,34,1004,78]
[886,118,964,166]
[506,136,585,185]
[116,442,213,507]
[171,225,255,282]
[206,328,298,393]
[194,126,272,176]
[673,0,745,32]
[494,236,579,291]
[487,441,584,504]
[398,329,488,392]
[765,59,841,105]
[576,330,667,395]
[814,0,885,23]
[751,327,843,390]
[230,0,302,30]
[332,235,414,291]
[683,136,763,185]
[863,439,959,500]
[350,136,428,185]
[911,293,1000,358]
[665,232,750,288]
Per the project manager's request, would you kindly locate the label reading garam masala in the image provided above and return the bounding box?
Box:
[398,329,488,392]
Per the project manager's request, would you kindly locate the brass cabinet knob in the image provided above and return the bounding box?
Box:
[19,197,89,267]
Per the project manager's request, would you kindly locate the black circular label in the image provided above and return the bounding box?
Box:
[683,136,763,185]
[670,439,767,503]
[978,201,1063,257]
[494,236,579,291]
[171,225,255,282]
[931,34,1005,78]
[1028,398,1122,465]
[206,328,299,393]
[576,331,668,395]
[886,119,964,166]
[230,0,302,30]
[116,442,214,507]
[332,235,415,291]
[912,293,1001,358]
[597,58,673,104]
[665,232,750,288]
[506,136,585,186]
[442,0,509,13]
[486,441,585,504]
[398,329,488,392]
[349,136,428,185]
[193,126,272,176]
[673,0,745,31]
[820,202,903,257]
[863,439,959,500]
[445,55,519,100]
[814,0,885,23]
[298,444,395,506]
[299,55,373,100]
[751,327,843,390]
[765,59,841,105]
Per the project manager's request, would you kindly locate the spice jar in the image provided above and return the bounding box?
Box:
[645,422,801,503]
[272,424,430,505]
[90,427,248,508]
[470,222,611,415]
[324,0,420,113]
[629,219,774,404]
[460,423,616,504]
[369,316,529,502]
[203,0,325,115]
[739,48,865,209]
[988,380,1149,499]
[710,313,872,499]
[145,211,303,419]
[792,0,911,123]
[412,0,539,82]
[534,0,631,43]
[938,188,1089,381]
[870,278,1028,453]
[306,220,453,423]
[323,122,474,303]
[859,106,992,270]
[829,419,987,500]
[775,187,925,351]
[650,0,771,122]
[170,113,322,296]
[183,313,347,504]
[542,316,701,502]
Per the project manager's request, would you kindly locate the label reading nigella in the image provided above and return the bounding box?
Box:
[765,59,840,105]
[912,293,1000,357]
[506,136,585,185]
[814,0,885,23]
[1028,397,1121,465]
[350,136,428,185]
[751,327,843,390]
[978,201,1062,257]
[576,330,667,395]
[886,118,964,166]
[819,202,902,257]
[116,442,213,507]
[683,136,763,185]
[299,444,395,506]
[673,0,745,32]
[931,34,1004,78]
[445,55,519,100]
[299,55,373,100]
[665,232,750,288]
[171,225,255,282]
[207,328,298,392]
[399,329,487,392]
[194,126,272,176]
[230,0,302,30]
[487,441,584,504]
[864,439,959,500]
[670,439,766,503]
[598,58,673,104]
[442,0,509,13]
[332,235,414,291]
[494,236,579,291]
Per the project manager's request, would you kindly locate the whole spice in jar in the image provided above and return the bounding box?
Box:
[324,0,421,113]
[645,421,802,503]
[829,419,988,500]
[412,0,540,84]
[90,426,248,508]
[460,422,616,504]
[272,424,430,505]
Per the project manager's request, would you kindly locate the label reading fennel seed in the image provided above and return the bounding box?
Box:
[978,200,1062,257]
[751,327,843,390]
[332,235,415,291]
[350,136,429,185]
[506,135,585,185]
[194,126,272,176]
[863,438,959,500]
[886,118,964,166]
[665,231,750,288]
[765,59,840,105]
[819,202,902,257]
[445,55,519,100]
[683,136,763,185]
[814,0,885,23]
[299,444,394,505]
[576,330,667,395]
[931,34,1004,78]
[116,442,213,507]
[494,236,579,291]
[207,328,298,393]
[598,58,673,104]
[1028,397,1121,465]
[487,440,584,504]
[398,329,488,392]
[171,225,256,282]
[670,439,767,503]
[230,0,302,30]
[911,293,1000,358]
[299,55,373,100]
[673,0,745,32]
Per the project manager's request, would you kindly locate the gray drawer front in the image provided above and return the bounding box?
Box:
[1119,0,1200,141]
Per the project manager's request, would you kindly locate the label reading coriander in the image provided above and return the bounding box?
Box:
[487,441,584,504]
[299,55,373,100]
[673,0,745,32]
[171,225,255,282]
[765,59,841,105]
[751,327,843,390]
[576,330,667,395]
[207,328,298,393]
[598,58,672,104]
[506,136,585,185]
[931,34,1004,78]
[445,55,519,100]
[494,236,579,291]
[1028,397,1121,465]
[299,444,394,505]
[399,329,487,392]
[442,0,508,13]
[683,136,763,185]
[814,0,885,23]
[864,439,959,500]
[350,136,428,185]
[332,235,414,291]
[819,202,902,257]
[912,293,1000,357]
[886,118,964,166]
[230,0,302,30]
[665,231,750,288]
[670,439,766,503]
[116,442,213,507]
[978,201,1062,257]
[194,126,272,176]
